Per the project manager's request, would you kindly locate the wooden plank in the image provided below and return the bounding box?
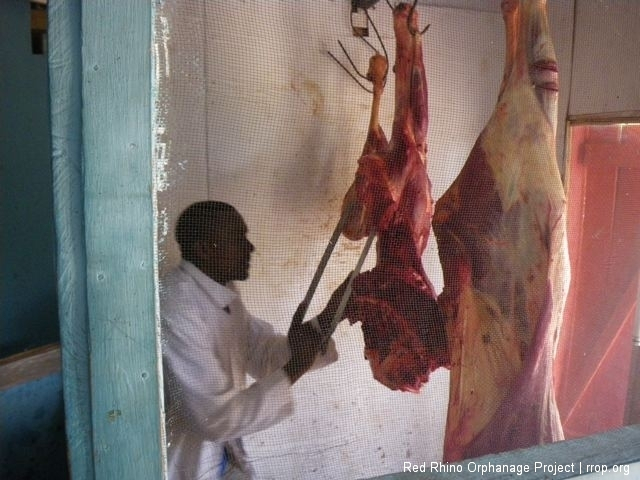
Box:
[0,343,61,391]
[48,1,94,478]
[81,2,163,479]
[372,425,640,479]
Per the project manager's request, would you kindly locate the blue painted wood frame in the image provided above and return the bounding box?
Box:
[81,1,163,477]
[49,1,93,478]
[50,1,164,478]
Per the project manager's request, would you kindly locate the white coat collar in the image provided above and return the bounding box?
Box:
[180,260,238,311]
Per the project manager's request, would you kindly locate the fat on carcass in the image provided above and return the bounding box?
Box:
[432,0,569,460]
[341,2,449,393]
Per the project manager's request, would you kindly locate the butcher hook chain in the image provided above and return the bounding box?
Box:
[327,7,388,94]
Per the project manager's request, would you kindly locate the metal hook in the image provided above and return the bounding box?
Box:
[408,0,430,36]
[365,8,388,66]
[327,42,374,93]
[327,6,389,94]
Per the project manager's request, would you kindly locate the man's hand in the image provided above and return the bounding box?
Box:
[283,317,323,384]
[317,273,354,336]
[284,273,353,384]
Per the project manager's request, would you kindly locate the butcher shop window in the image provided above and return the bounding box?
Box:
[555,120,640,439]
[154,1,639,478]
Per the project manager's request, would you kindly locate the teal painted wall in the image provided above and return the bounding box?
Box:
[0,1,67,478]
[0,0,59,357]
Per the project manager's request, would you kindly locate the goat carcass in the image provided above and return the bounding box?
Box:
[342,3,449,393]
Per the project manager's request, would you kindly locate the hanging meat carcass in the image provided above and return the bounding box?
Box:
[341,3,449,393]
[432,0,569,460]
[340,51,390,238]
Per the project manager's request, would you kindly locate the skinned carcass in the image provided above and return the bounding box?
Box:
[432,0,569,460]
[341,51,390,240]
[341,3,449,393]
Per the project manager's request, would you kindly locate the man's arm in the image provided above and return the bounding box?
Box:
[163,308,294,443]
[283,275,351,383]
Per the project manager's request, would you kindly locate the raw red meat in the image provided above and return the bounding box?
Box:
[341,3,449,393]
[432,0,569,460]
[341,52,390,241]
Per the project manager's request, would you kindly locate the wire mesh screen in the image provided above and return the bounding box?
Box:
[154,1,637,479]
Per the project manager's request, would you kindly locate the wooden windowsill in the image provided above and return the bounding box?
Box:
[0,343,62,391]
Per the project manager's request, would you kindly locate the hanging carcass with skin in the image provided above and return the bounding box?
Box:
[432,0,569,460]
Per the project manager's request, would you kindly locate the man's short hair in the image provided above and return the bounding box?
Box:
[175,201,240,262]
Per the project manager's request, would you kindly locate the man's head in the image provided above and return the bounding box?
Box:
[175,201,254,284]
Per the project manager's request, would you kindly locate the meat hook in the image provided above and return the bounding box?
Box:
[293,204,375,346]
[356,7,388,63]
[293,202,357,325]
[323,228,376,343]
[327,8,388,93]
[408,0,430,36]
[327,42,374,94]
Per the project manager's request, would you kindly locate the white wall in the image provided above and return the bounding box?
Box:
[569,0,640,116]
[156,1,575,478]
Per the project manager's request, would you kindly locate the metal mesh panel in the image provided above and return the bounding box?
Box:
[154,1,638,478]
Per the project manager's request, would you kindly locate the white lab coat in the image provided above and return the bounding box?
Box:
[161,260,337,479]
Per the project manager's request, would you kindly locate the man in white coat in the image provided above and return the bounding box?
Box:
[162,201,344,479]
